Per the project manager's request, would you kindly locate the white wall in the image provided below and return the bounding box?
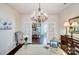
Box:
[21,14,59,43]
[0,4,21,54]
[45,15,60,42]
[59,4,79,38]
[21,15,32,43]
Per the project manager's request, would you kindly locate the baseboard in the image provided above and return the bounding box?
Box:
[7,44,24,55]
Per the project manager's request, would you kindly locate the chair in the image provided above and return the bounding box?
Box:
[50,37,58,48]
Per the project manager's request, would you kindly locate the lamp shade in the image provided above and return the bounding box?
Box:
[71,21,78,27]
[64,21,70,27]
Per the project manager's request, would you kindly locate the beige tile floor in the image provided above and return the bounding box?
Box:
[15,44,67,55]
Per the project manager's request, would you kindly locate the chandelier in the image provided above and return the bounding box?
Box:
[31,3,48,22]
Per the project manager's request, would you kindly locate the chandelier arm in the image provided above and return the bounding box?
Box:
[38,3,41,11]
[31,3,48,22]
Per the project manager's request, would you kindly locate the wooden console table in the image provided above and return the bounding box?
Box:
[60,35,79,55]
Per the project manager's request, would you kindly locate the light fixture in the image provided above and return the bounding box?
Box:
[64,21,78,38]
[71,21,78,27]
[31,3,48,22]
[70,21,78,38]
[64,21,70,35]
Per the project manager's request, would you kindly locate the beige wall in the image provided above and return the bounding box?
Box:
[59,3,79,39]
[7,4,21,31]
[0,4,21,31]
[0,4,21,54]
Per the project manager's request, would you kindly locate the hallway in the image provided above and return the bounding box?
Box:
[15,44,66,55]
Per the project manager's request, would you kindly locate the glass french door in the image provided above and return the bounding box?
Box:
[40,22,48,45]
[32,21,48,44]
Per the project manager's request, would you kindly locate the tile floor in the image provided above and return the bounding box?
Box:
[15,44,67,55]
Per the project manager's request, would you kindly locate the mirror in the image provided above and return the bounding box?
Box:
[69,16,79,34]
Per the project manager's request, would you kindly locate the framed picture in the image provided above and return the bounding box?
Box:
[0,19,12,30]
[69,16,79,34]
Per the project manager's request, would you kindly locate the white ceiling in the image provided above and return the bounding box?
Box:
[7,3,72,15]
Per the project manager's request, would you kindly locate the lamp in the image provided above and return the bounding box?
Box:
[64,20,78,38]
[70,21,78,37]
[64,21,70,35]
[71,21,78,27]
[31,3,48,22]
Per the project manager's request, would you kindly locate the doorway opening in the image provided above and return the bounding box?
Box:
[32,22,41,44]
[32,22,48,44]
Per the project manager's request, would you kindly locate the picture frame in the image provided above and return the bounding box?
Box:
[0,19,12,30]
[69,16,79,34]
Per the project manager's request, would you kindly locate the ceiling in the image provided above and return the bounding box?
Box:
[7,3,72,15]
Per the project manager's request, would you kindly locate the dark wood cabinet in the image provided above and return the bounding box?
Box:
[60,35,79,55]
[61,35,69,54]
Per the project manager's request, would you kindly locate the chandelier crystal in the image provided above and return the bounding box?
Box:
[31,3,48,22]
